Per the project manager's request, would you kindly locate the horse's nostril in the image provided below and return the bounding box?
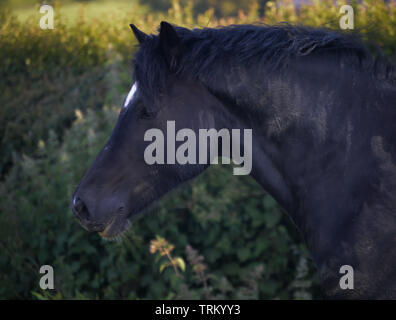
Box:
[72,197,90,222]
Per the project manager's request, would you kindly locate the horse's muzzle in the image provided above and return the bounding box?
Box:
[71,196,106,232]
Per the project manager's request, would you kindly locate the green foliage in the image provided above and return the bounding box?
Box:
[150,236,186,275]
[1,0,395,300]
[139,0,267,17]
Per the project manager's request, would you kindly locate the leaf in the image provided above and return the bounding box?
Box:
[237,247,250,262]
[159,262,169,273]
[31,291,47,300]
[174,257,185,272]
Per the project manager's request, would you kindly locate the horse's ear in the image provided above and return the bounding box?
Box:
[159,21,181,70]
[130,24,148,44]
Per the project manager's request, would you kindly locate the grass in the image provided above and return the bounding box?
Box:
[8,0,149,25]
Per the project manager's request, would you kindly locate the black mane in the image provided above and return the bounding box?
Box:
[133,23,395,108]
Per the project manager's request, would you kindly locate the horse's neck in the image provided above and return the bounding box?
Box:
[247,80,396,297]
[219,67,396,224]
[244,72,396,265]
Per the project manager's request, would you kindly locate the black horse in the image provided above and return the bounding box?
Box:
[72,22,396,299]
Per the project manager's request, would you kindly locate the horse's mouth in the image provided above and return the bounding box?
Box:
[97,205,146,241]
[98,214,131,241]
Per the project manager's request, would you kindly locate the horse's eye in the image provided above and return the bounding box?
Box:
[138,108,156,120]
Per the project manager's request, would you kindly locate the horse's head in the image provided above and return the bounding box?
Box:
[71,22,237,239]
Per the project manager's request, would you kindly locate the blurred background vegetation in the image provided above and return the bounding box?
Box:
[0,0,395,299]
